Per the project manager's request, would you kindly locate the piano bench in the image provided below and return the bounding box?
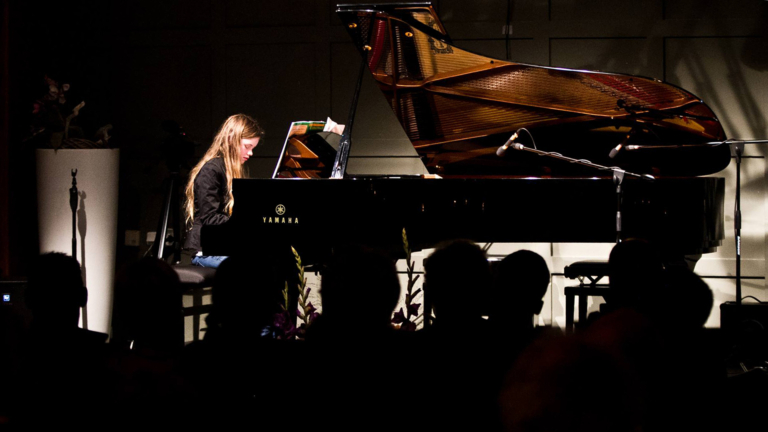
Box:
[563,261,610,335]
[174,265,216,344]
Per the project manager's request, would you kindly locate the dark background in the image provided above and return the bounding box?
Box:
[1,0,766,277]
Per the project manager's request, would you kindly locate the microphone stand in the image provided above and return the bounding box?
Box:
[511,143,653,243]
[613,169,625,243]
[624,138,768,152]
[734,142,744,304]
[581,137,768,304]
[717,140,767,305]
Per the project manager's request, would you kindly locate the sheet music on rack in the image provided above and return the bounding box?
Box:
[271,117,345,179]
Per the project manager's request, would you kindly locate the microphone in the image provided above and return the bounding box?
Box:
[625,144,684,151]
[609,133,632,159]
[496,132,519,157]
[609,144,623,158]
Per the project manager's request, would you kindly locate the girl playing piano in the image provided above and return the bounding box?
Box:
[184,114,264,268]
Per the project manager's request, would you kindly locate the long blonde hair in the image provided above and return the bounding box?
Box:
[185,114,264,226]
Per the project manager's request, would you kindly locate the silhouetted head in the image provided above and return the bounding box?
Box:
[491,250,550,323]
[209,254,286,338]
[608,239,664,308]
[320,245,400,329]
[113,258,182,350]
[25,252,87,327]
[656,267,713,329]
[424,240,490,323]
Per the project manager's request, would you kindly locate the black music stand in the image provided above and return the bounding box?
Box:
[151,171,182,263]
[150,121,195,262]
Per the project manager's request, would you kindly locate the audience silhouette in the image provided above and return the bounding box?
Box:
[10,253,110,428]
[112,257,183,351]
[569,240,723,432]
[419,240,499,431]
[607,238,664,311]
[489,250,550,337]
[25,252,94,334]
[3,237,757,431]
[488,249,555,424]
[203,253,287,343]
[423,239,491,331]
[308,244,401,340]
[108,257,188,426]
[181,253,297,429]
[307,245,407,431]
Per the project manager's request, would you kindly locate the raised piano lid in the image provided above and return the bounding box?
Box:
[335,2,732,177]
[272,65,431,179]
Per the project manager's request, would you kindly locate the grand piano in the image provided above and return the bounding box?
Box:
[202,3,728,265]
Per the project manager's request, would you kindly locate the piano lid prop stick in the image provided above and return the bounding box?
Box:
[512,143,654,181]
[330,58,365,179]
[331,49,366,178]
[331,18,378,179]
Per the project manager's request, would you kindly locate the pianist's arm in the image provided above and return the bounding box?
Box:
[195,158,231,226]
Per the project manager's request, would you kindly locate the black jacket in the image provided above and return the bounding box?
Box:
[184,158,230,253]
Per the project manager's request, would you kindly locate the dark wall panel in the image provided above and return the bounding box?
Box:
[225,43,319,157]
[550,0,661,22]
[117,46,213,146]
[664,0,765,20]
[550,38,661,77]
[114,46,213,248]
[438,0,508,23]
[508,0,550,22]
[226,0,316,28]
[114,0,212,29]
[665,37,768,142]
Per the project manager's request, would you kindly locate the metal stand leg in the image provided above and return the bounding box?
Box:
[734,143,743,304]
[565,288,575,335]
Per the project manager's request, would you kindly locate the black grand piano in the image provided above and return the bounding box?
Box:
[202,3,727,265]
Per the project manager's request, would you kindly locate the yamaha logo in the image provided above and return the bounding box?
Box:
[263,203,298,224]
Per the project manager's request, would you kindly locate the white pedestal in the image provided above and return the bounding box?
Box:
[36,149,120,334]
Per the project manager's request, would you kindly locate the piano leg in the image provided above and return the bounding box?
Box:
[565,289,575,335]
[578,292,588,329]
